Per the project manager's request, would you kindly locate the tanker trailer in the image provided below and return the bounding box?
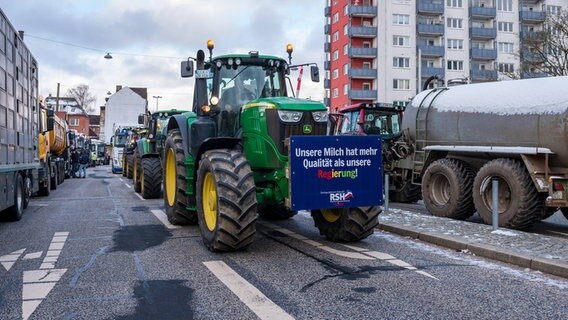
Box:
[395,76,568,229]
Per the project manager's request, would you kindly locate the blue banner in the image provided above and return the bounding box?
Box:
[289,135,383,210]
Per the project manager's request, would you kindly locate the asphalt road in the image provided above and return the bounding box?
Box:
[1,166,567,320]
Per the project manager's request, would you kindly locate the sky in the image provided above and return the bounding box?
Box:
[1,0,326,114]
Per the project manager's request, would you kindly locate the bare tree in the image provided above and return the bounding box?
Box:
[66,84,97,114]
[517,9,568,78]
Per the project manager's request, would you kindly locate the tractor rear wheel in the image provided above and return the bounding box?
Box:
[196,149,257,252]
[311,206,380,242]
[142,157,162,199]
[126,154,134,179]
[133,150,141,193]
[163,130,197,225]
[258,205,297,220]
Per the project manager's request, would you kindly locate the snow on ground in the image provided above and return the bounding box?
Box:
[491,229,519,236]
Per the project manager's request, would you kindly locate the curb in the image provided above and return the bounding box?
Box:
[378,222,568,279]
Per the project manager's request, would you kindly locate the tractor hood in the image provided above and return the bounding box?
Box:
[244,97,326,111]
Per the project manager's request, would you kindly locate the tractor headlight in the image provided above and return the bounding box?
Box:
[312,111,328,122]
[210,96,219,106]
[278,110,303,122]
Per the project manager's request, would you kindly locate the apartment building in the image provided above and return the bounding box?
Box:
[324,0,568,113]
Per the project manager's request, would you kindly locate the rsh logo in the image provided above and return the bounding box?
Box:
[330,191,354,202]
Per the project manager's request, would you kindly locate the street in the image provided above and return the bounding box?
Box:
[1,166,567,320]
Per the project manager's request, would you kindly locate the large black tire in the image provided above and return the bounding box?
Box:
[390,178,421,204]
[422,158,476,220]
[133,150,142,193]
[39,167,51,197]
[163,130,197,225]
[23,176,31,209]
[562,208,568,220]
[196,149,257,252]
[122,154,127,177]
[473,158,544,229]
[50,168,57,190]
[7,174,24,221]
[141,157,162,199]
[258,204,297,220]
[126,154,134,179]
[311,206,380,242]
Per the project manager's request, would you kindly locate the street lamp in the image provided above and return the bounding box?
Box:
[152,95,162,111]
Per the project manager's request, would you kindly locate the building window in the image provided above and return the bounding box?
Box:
[393,79,410,90]
[344,24,348,35]
[393,14,410,25]
[393,100,409,108]
[333,12,339,23]
[498,63,515,73]
[447,39,464,49]
[498,42,514,53]
[498,22,514,32]
[333,50,339,61]
[333,31,339,42]
[393,35,410,47]
[393,57,410,68]
[447,60,464,71]
[447,18,463,29]
[344,44,348,55]
[446,0,463,8]
[333,69,339,79]
[363,83,371,90]
[363,62,371,69]
[497,0,513,12]
[344,5,348,16]
[343,84,348,96]
[333,88,339,98]
[343,64,348,75]
[70,118,79,126]
[363,41,371,48]
[547,5,561,15]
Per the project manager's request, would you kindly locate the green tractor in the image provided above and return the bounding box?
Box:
[132,109,186,198]
[163,41,380,251]
[122,127,146,179]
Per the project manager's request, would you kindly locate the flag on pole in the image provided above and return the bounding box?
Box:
[296,67,304,98]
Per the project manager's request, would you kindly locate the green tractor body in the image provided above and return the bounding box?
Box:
[163,47,379,251]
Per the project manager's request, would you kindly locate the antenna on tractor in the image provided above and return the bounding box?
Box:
[286,43,293,64]
[207,39,215,62]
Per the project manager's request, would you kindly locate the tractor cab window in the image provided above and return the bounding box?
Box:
[113,135,128,148]
[362,110,402,137]
[339,111,360,134]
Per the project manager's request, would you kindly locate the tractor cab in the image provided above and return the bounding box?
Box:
[336,102,404,140]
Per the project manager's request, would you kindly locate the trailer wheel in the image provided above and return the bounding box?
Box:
[38,167,50,197]
[473,158,544,229]
[50,168,58,190]
[422,158,476,220]
[23,176,31,209]
[196,149,257,252]
[258,205,297,220]
[164,130,197,225]
[142,157,162,199]
[311,206,380,242]
[133,150,142,193]
[7,174,24,221]
[126,154,134,179]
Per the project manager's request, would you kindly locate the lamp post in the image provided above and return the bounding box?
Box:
[152,95,162,112]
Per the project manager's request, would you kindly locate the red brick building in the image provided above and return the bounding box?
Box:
[45,96,90,136]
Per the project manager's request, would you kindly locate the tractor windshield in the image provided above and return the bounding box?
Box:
[362,109,402,137]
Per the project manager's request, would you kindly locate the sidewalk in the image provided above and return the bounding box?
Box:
[378,208,568,279]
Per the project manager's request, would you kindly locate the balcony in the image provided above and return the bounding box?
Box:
[520,10,546,23]
[324,6,331,17]
[417,24,444,36]
[349,5,377,17]
[349,26,377,38]
[421,67,444,77]
[324,24,331,35]
[471,48,497,60]
[349,68,377,79]
[522,51,545,63]
[521,30,545,42]
[324,61,330,70]
[324,79,330,89]
[349,90,377,100]
[419,44,444,57]
[417,1,444,15]
[470,69,498,81]
[470,6,497,19]
[349,47,377,58]
[470,27,497,39]
[522,71,548,79]
[324,42,331,52]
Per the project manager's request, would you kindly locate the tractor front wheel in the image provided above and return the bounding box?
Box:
[141,157,162,199]
[196,149,257,252]
[311,206,380,242]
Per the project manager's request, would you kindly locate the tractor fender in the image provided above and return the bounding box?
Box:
[195,137,242,166]
[135,139,159,159]
[166,114,191,158]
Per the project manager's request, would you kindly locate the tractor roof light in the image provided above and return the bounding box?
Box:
[286,43,293,63]
[207,39,214,61]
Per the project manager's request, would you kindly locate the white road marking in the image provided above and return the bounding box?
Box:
[135,193,145,201]
[119,178,123,182]
[0,248,26,271]
[124,183,132,189]
[23,252,43,260]
[150,209,181,230]
[203,261,294,320]
[261,223,439,280]
[22,232,69,319]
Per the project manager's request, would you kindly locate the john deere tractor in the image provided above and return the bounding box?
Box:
[131,109,185,198]
[163,41,380,251]
[122,127,146,179]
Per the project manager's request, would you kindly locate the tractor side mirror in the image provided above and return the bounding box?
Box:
[138,114,145,125]
[310,66,320,83]
[181,60,194,78]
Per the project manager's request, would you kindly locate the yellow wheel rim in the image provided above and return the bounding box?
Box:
[321,209,341,223]
[133,158,138,183]
[202,172,217,231]
[141,161,145,192]
[165,148,176,207]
